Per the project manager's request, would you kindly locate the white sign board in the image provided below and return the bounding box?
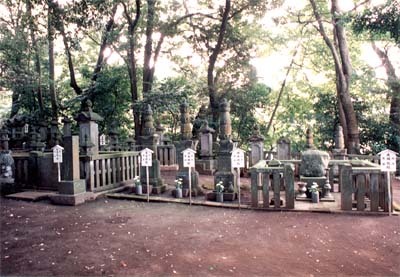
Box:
[99,134,107,146]
[52,145,64,163]
[140,148,153,167]
[231,148,245,168]
[379,149,397,172]
[24,124,29,133]
[182,148,196,168]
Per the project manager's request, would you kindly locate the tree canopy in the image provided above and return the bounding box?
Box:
[0,0,398,154]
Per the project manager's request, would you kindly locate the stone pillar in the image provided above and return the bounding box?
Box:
[213,98,237,199]
[108,122,119,151]
[0,126,15,194]
[305,128,315,149]
[155,123,165,145]
[62,117,72,137]
[175,101,201,196]
[74,98,103,155]
[331,125,347,188]
[49,131,88,205]
[277,137,291,160]
[248,125,264,166]
[139,104,165,193]
[192,104,208,140]
[49,118,62,148]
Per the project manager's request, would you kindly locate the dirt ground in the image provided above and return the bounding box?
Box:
[1,175,400,277]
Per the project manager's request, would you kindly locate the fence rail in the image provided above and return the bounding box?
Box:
[157,145,176,166]
[340,165,389,212]
[250,162,295,209]
[80,151,140,193]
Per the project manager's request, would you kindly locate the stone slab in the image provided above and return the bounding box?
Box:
[6,191,57,201]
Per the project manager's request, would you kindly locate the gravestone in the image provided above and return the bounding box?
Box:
[213,98,237,199]
[277,137,291,160]
[305,128,315,150]
[175,101,201,196]
[195,121,216,175]
[299,148,332,200]
[331,125,347,186]
[192,104,208,140]
[0,126,15,195]
[138,104,165,193]
[74,98,103,155]
[155,122,165,145]
[49,118,62,148]
[248,125,264,166]
[108,122,120,151]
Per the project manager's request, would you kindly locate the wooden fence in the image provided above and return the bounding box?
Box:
[340,164,390,212]
[157,145,176,166]
[250,162,295,209]
[80,151,140,193]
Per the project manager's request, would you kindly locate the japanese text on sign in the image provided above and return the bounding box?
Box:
[231,148,245,168]
[182,148,196,168]
[141,148,153,167]
[99,134,107,146]
[380,149,397,172]
[52,145,64,163]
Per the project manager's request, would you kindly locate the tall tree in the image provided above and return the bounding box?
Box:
[310,0,360,153]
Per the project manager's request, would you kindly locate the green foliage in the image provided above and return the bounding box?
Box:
[228,83,271,145]
[352,0,400,44]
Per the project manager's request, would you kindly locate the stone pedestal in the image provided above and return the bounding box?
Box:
[139,105,165,194]
[195,121,216,175]
[49,135,88,206]
[213,99,237,193]
[176,140,202,196]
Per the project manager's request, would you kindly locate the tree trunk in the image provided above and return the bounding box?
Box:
[27,0,44,116]
[123,0,141,138]
[208,0,231,125]
[143,0,156,95]
[310,0,360,153]
[371,42,400,150]
[48,0,58,120]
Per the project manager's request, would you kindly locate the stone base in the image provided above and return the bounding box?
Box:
[195,159,216,175]
[176,170,202,195]
[214,171,237,191]
[206,191,237,201]
[49,192,93,206]
[300,176,327,198]
[151,184,167,194]
[58,180,86,195]
[0,178,15,195]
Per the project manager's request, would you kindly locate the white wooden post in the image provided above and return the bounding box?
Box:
[140,148,153,203]
[52,144,64,182]
[378,149,398,216]
[231,148,245,209]
[182,148,196,205]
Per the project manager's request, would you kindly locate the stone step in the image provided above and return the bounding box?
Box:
[5,191,57,201]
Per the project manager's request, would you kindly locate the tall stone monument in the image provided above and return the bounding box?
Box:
[277,137,291,160]
[74,98,103,155]
[50,117,88,205]
[138,104,165,193]
[213,98,236,195]
[195,121,216,175]
[0,126,15,195]
[248,125,264,166]
[175,101,201,196]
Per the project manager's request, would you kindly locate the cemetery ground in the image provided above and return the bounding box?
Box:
[1,174,399,277]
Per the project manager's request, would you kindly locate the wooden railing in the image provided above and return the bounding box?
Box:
[250,161,295,209]
[80,151,140,193]
[340,164,390,212]
[13,154,30,185]
[157,145,176,166]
